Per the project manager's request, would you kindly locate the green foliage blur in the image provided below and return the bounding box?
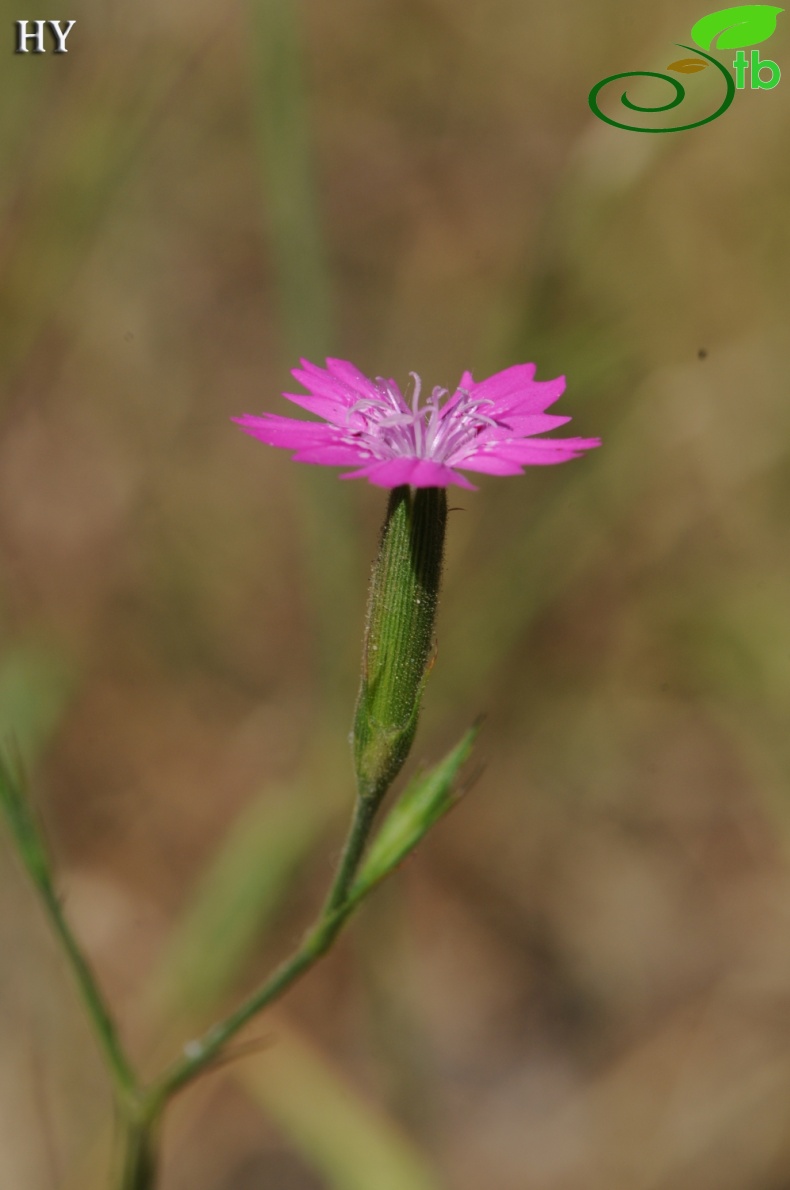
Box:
[2,1,790,1187]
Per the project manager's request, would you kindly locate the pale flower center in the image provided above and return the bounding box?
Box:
[344,373,499,462]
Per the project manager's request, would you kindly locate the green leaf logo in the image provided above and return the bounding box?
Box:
[691,4,783,50]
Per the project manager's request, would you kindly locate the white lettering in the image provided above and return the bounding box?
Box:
[47,20,76,54]
[15,20,46,54]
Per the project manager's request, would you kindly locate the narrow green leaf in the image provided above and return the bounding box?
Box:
[0,641,75,884]
[0,748,52,886]
[0,641,76,762]
[351,724,479,901]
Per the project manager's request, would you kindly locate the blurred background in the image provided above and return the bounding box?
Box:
[2,1,790,1187]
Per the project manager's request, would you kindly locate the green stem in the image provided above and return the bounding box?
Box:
[0,756,148,1186]
[322,794,379,914]
[39,879,139,1103]
[0,756,139,1108]
[145,794,379,1110]
[38,869,152,1188]
[138,484,450,1147]
[118,1115,160,1190]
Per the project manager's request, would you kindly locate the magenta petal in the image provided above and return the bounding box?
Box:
[467,363,537,400]
[233,414,337,449]
[291,444,372,465]
[510,435,601,454]
[484,413,572,437]
[445,469,478,490]
[505,447,589,465]
[340,458,476,489]
[281,391,354,424]
[324,357,382,400]
[290,368,357,407]
[456,455,526,475]
[462,436,600,469]
[407,459,472,487]
[341,459,423,487]
[297,358,361,392]
[442,366,564,421]
[491,377,567,415]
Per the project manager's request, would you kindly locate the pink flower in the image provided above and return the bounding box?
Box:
[233,358,600,489]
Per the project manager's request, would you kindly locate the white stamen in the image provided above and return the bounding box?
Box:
[336,373,504,464]
[409,373,422,415]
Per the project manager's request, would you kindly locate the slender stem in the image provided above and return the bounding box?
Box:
[146,794,379,1110]
[38,878,139,1103]
[1,759,139,1106]
[118,1116,160,1190]
[322,794,379,914]
[41,877,154,1190]
[115,799,380,1187]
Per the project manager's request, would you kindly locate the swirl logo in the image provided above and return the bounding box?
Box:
[589,4,783,132]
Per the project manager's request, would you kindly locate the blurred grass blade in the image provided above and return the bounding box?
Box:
[237,1018,443,1190]
[248,0,360,698]
[0,33,219,383]
[0,747,52,886]
[0,640,76,762]
[145,785,328,1024]
[350,724,479,903]
[0,638,76,878]
[249,0,333,360]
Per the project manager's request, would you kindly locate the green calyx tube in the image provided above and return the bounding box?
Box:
[352,486,447,803]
